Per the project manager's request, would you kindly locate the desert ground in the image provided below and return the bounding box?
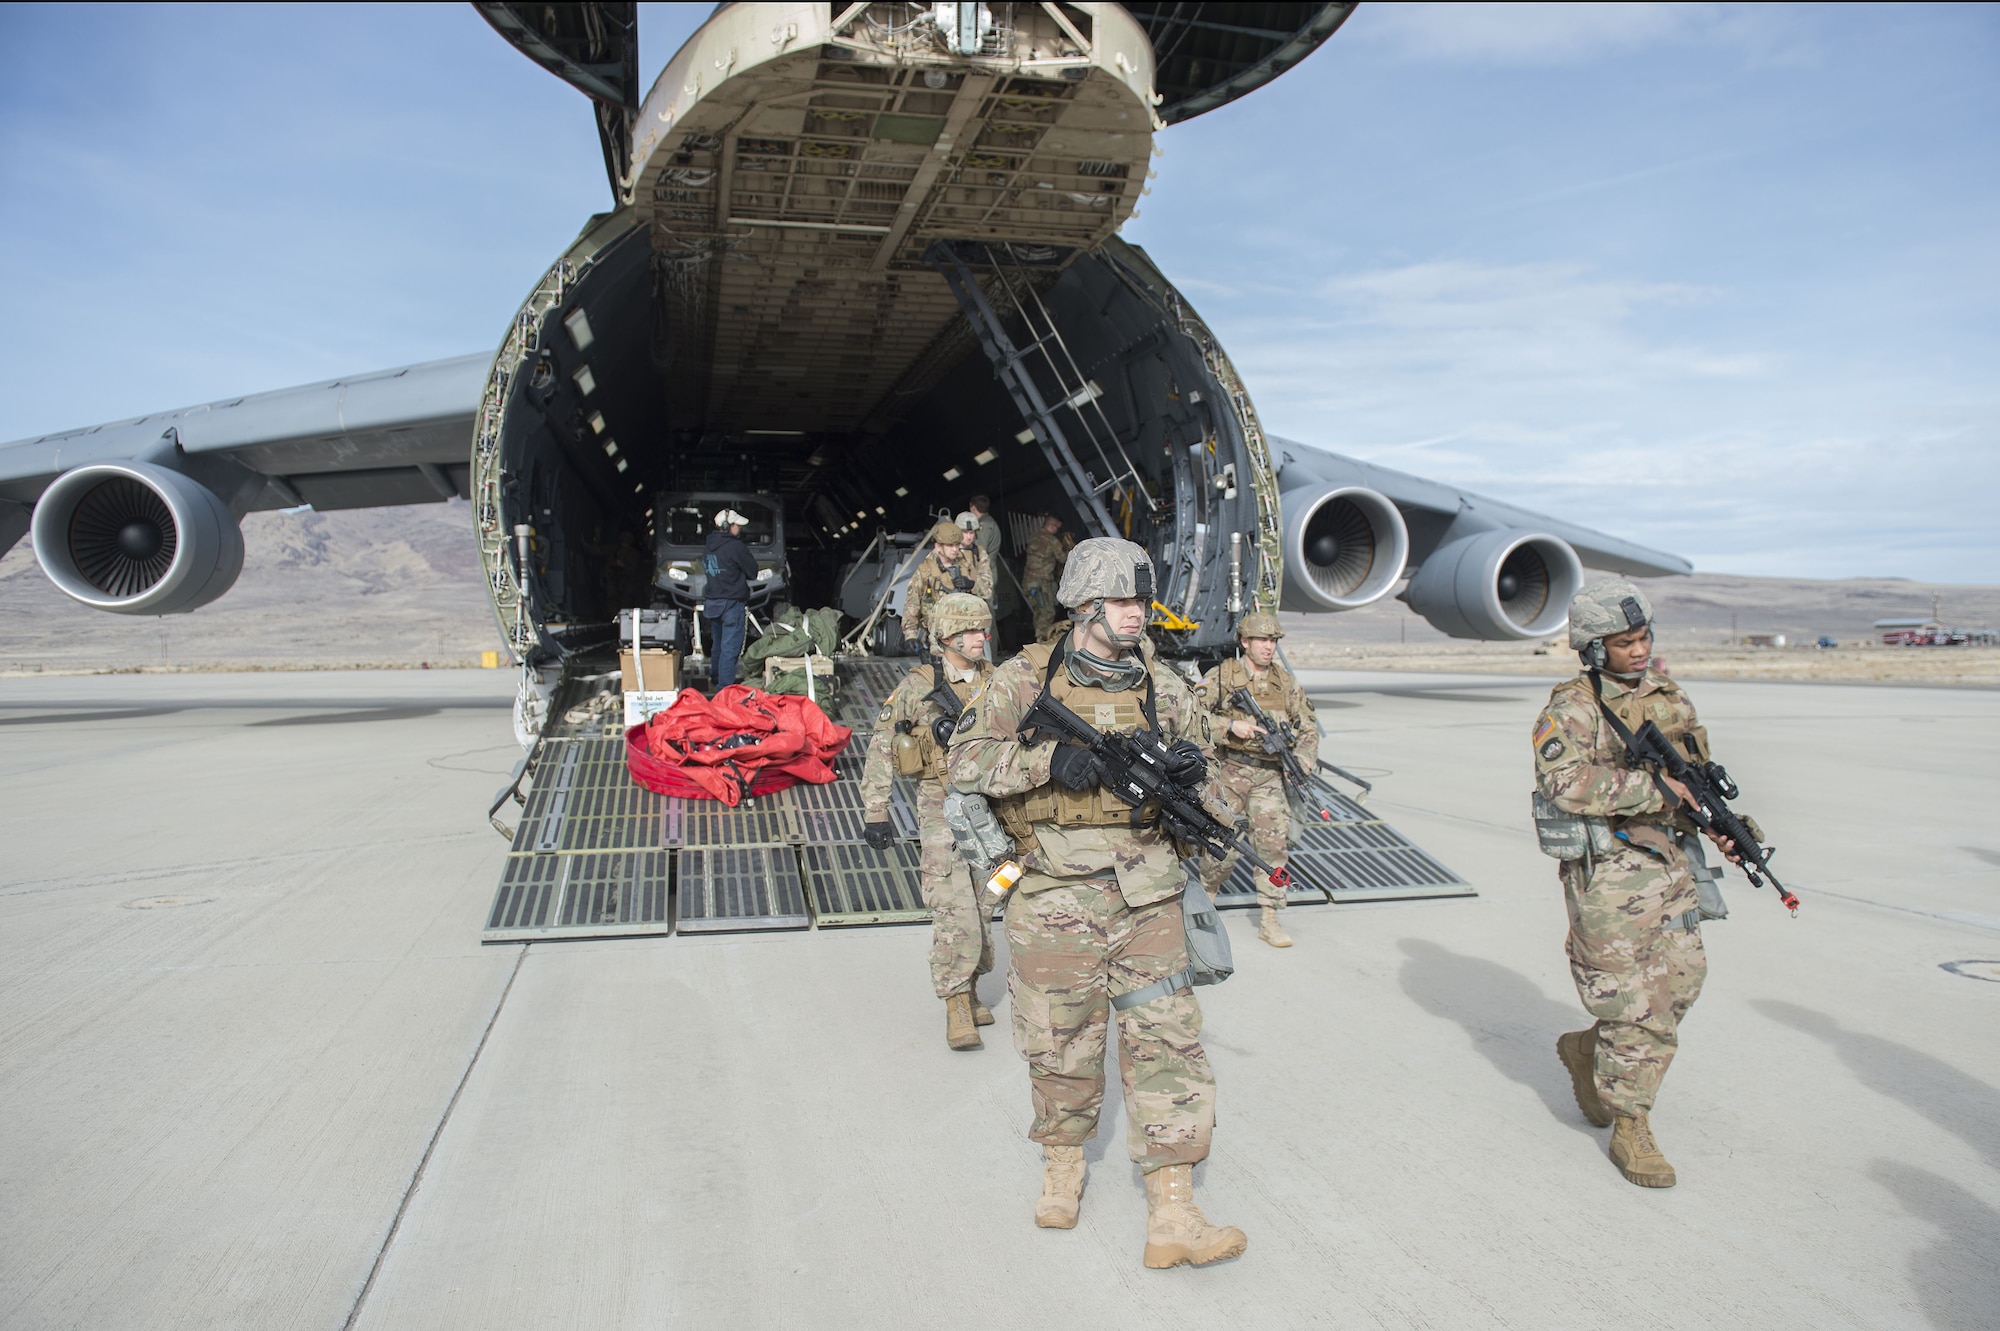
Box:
[2,501,1995,685]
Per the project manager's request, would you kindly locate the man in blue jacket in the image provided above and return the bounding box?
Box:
[703,507,760,690]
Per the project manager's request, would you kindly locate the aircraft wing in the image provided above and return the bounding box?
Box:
[0,353,488,558]
[1268,435,1688,639]
[1272,436,1691,577]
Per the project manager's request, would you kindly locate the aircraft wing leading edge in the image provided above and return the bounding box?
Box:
[0,353,489,535]
[1273,437,1691,578]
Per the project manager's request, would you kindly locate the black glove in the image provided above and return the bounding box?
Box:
[1048,744,1102,793]
[862,821,895,850]
[1163,739,1207,788]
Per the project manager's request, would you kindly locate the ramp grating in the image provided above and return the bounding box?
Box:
[844,658,912,710]
[484,850,672,941]
[480,656,1471,942]
[508,738,663,855]
[1212,799,1471,908]
[670,800,799,848]
[802,842,929,926]
[1217,855,1333,908]
[677,846,811,932]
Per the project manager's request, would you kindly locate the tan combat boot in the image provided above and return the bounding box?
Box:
[1609,1112,1676,1188]
[968,976,995,1026]
[1556,1024,1612,1127]
[1142,1165,1248,1269]
[1258,904,1293,948]
[1035,1144,1086,1228]
[944,992,982,1050]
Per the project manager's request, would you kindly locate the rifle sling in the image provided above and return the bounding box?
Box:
[927,656,963,722]
[1589,670,1690,824]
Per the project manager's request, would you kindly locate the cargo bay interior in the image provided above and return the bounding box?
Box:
[477,26,1279,667]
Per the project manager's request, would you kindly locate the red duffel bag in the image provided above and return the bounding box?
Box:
[625,684,853,806]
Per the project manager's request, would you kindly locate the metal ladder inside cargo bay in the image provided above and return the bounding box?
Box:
[926,240,1160,541]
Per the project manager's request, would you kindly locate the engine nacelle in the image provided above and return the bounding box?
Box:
[31,461,245,615]
[1405,530,1583,639]
[1278,485,1409,612]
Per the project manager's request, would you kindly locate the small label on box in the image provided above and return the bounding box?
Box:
[625,690,679,727]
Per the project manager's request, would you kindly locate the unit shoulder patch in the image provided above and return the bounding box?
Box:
[1540,736,1566,762]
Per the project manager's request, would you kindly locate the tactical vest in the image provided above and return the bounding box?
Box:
[1592,675,1709,762]
[1587,671,1710,831]
[992,640,1164,845]
[916,661,986,781]
[1213,656,1293,755]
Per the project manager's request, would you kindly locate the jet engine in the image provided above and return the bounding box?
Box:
[30,461,245,615]
[1278,486,1410,612]
[1404,529,1583,639]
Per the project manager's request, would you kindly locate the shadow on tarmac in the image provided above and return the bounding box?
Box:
[1397,938,1598,1134]
[1961,845,2000,870]
[1760,999,2000,1328]
[0,707,184,726]
[1756,999,2000,1173]
[249,707,442,727]
[1870,1161,2000,1331]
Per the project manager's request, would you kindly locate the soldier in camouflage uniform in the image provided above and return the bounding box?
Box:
[905,520,993,649]
[1198,611,1318,948]
[1535,579,1738,1189]
[947,538,1247,1270]
[1022,515,1068,642]
[858,593,998,1050]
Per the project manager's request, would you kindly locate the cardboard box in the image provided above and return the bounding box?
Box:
[619,648,680,692]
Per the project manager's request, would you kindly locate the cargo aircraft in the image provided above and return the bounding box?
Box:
[0,2,1688,738]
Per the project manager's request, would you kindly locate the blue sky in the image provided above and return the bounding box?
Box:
[2,3,1995,580]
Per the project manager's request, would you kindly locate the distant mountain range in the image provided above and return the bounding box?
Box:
[2,502,1994,671]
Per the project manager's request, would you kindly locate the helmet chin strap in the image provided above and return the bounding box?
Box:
[1079,598,1143,652]
[1065,601,1145,692]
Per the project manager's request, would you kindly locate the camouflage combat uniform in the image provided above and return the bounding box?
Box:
[1197,655,1319,907]
[1535,667,1710,1118]
[859,656,996,999]
[906,548,993,640]
[1022,530,1067,642]
[947,639,1223,1172]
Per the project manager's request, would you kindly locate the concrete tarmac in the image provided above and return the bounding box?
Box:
[2,668,1995,1329]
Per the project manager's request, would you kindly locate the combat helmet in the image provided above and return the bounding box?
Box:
[931,592,991,644]
[1056,537,1155,608]
[930,519,965,547]
[1236,610,1285,641]
[1568,579,1653,651]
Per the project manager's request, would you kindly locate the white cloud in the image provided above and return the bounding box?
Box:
[1195,258,2000,580]
[1240,259,1758,421]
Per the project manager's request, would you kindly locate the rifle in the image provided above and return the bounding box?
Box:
[1594,681,1798,914]
[1019,688,1295,891]
[922,656,965,747]
[1228,687,1339,821]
